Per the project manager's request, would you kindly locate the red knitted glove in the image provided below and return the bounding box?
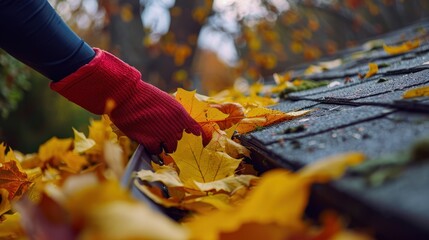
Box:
[50,48,206,154]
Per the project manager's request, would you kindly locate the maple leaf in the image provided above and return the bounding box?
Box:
[186,152,366,240]
[175,88,229,123]
[0,189,11,216]
[209,103,245,130]
[0,143,22,164]
[208,126,250,159]
[60,151,88,173]
[87,117,118,154]
[192,174,258,192]
[0,160,32,200]
[38,137,73,163]
[171,132,241,185]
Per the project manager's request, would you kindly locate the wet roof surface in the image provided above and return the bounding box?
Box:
[239,20,429,239]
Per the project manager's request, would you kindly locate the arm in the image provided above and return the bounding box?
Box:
[0,0,206,154]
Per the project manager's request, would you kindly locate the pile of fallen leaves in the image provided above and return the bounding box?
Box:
[0,87,372,240]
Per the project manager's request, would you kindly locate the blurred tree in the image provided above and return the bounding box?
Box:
[231,0,429,80]
[0,51,31,118]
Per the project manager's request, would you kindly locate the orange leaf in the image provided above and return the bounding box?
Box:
[364,63,378,78]
[236,108,310,134]
[0,161,32,200]
[210,103,245,130]
[383,40,420,55]
[402,85,429,99]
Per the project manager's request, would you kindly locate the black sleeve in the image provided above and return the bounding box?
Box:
[0,0,95,81]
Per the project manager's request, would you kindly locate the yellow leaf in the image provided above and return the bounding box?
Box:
[402,85,429,99]
[298,152,365,181]
[61,151,88,173]
[186,170,308,240]
[383,40,420,55]
[0,143,6,163]
[88,118,117,153]
[120,4,134,22]
[186,153,365,240]
[171,132,241,185]
[175,88,229,123]
[209,130,249,159]
[0,213,24,239]
[38,137,72,162]
[364,63,378,78]
[73,128,95,154]
[80,202,188,240]
[103,141,125,179]
[273,71,293,85]
[134,180,181,208]
[181,194,232,213]
[136,165,184,188]
[193,174,258,192]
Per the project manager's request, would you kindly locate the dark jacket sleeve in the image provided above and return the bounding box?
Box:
[0,0,95,81]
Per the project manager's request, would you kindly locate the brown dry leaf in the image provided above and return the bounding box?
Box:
[171,132,241,185]
[402,85,429,99]
[0,189,11,216]
[0,160,32,200]
[364,63,378,78]
[383,40,420,55]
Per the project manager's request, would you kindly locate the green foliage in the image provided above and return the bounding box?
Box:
[0,51,32,118]
[0,73,96,153]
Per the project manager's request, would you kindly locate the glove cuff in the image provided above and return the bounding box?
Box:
[50,48,142,115]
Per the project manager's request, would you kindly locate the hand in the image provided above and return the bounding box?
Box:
[51,48,207,155]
